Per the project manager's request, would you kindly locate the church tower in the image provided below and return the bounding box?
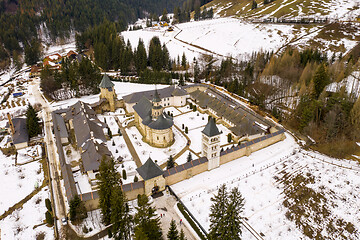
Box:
[202,117,221,170]
[99,74,116,112]
[151,88,163,119]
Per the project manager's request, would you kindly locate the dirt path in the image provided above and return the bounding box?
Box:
[153,192,196,240]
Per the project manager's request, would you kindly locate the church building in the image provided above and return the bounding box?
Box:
[133,89,174,147]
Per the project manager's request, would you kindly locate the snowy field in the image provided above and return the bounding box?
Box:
[172,133,360,239]
[176,150,196,165]
[125,126,187,166]
[0,187,53,240]
[16,145,42,164]
[98,115,120,135]
[0,151,44,215]
[164,106,182,117]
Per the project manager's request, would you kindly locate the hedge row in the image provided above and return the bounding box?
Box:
[177,203,206,240]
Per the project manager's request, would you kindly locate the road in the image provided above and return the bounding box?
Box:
[153,192,196,240]
[30,79,67,239]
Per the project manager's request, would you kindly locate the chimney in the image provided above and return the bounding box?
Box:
[7,113,15,135]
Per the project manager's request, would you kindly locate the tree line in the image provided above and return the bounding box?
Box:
[0,0,188,70]
[40,57,101,100]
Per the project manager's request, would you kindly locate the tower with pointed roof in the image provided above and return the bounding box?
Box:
[202,117,221,170]
[151,88,163,119]
[99,74,117,112]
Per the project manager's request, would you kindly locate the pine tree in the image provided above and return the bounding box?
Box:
[135,39,147,74]
[179,229,186,240]
[220,187,244,239]
[149,36,163,71]
[26,104,41,138]
[161,8,169,22]
[208,184,228,240]
[167,219,179,240]
[312,63,329,99]
[69,195,87,223]
[227,133,232,143]
[181,53,187,70]
[123,169,127,180]
[350,96,360,132]
[134,227,149,240]
[134,194,162,240]
[45,198,52,212]
[187,152,192,162]
[193,58,200,83]
[45,211,54,226]
[167,155,175,169]
[97,156,120,225]
[111,185,133,240]
[179,74,185,86]
[108,127,113,138]
[194,1,201,20]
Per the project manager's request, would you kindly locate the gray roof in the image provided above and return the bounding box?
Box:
[153,88,161,102]
[12,118,28,144]
[99,74,114,89]
[54,114,68,139]
[81,141,111,172]
[148,114,173,130]
[123,86,188,104]
[136,157,164,181]
[190,90,272,137]
[66,101,107,147]
[202,117,221,137]
[133,97,152,120]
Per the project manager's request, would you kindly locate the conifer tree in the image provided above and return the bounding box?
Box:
[135,39,147,74]
[194,1,201,20]
[179,74,185,86]
[179,229,186,240]
[208,184,228,240]
[26,104,41,138]
[167,155,175,169]
[220,187,244,239]
[312,63,329,99]
[181,53,187,70]
[111,185,133,240]
[69,195,87,223]
[193,58,200,83]
[187,152,192,162]
[97,157,120,225]
[149,36,163,71]
[167,219,179,240]
[134,194,162,240]
[161,8,169,22]
[251,0,258,10]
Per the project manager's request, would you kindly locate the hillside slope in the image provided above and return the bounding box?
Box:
[206,0,360,20]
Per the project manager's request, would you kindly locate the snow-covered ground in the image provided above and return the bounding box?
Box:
[16,145,42,164]
[172,133,360,239]
[0,187,54,240]
[176,150,195,165]
[98,115,120,135]
[0,151,44,215]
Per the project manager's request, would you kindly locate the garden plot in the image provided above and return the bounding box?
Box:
[164,106,182,117]
[70,209,107,238]
[98,115,120,134]
[107,136,137,184]
[0,187,54,240]
[172,133,360,239]
[125,126,187,166]
[16,145,42,164]
[0,151,44,215]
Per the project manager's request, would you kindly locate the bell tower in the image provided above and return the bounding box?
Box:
[151,88,163,119]
[201,117,221,170]
[99,74,116,112]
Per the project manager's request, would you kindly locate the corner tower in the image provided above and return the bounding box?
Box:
[202,117,221,170]
[99,74,116,112]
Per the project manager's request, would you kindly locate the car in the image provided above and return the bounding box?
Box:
[61,217,68,226]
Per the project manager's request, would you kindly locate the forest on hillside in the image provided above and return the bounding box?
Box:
[0,0,213,69]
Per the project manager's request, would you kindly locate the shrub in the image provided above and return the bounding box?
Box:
[185,127,188,134]
[45,211,53,226]
[45,198,52,212]
[122,169,127,180]
[134,175,138,182]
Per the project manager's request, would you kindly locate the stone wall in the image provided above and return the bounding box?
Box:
[164,157,209,186]
[220,129,286,165]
